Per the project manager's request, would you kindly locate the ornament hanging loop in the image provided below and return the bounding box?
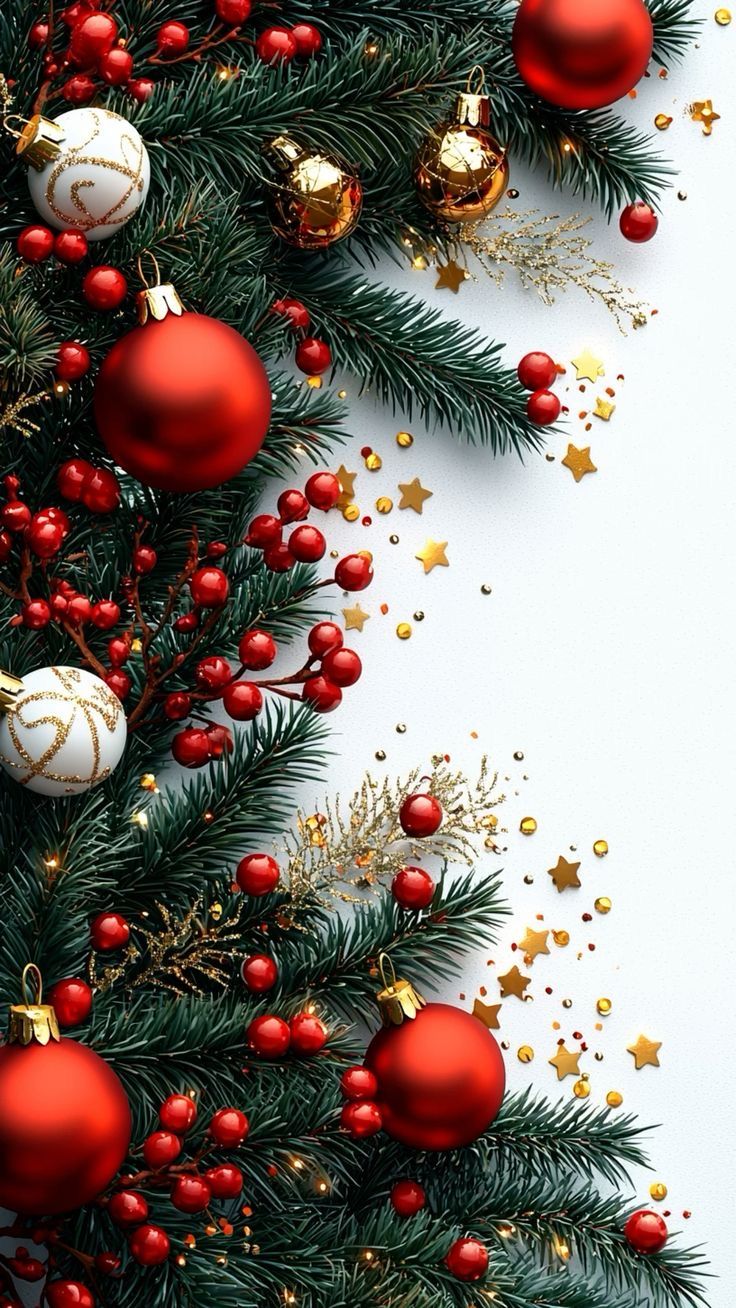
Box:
[466,65,486,95]
[8,962,60,1046]
[21,961,44,1007]
[136,249,162,290]
[135,249,184,324]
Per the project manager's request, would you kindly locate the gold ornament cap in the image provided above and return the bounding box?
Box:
[453,91,490,129]
[8,964,61,1046]
[375,953,426,1026]
[262,134,307,171]
[0,669,24,712]
[12,113,65,171]
[135,251,185,324]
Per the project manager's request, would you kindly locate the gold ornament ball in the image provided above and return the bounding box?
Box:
[263,136,363,249]
[415,92,509,224]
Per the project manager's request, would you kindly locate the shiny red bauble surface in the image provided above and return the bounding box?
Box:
[83,266,127,310]
[209,1107,249,1145]
[129,1224,170,1266]
[132,544,157,574]
[292,22,322,57]
[295,337,332,375]
[365,1003,505,1150]
[512,0,653,110]
[190,565,229,606]
[159,1093,197,1133]
[61,74,97,104]
[303,675,342,713]
[335,554,373,591]
[263,541,295,572]
[28,19,50,47]
[172,728,211,768]
[517,350,557,391]
[340,1066,379,1100]
[69,10,117,64]
[56,341,92,381]
[91,599,121,629]
[247,513,282,548]
[277,488,310,522]
[171,1174,211,1213]
[305,471,341,510]
[156,19,190,53]
[308,621,343,656]
[195,654,232,690]
[94,312,271,492]
[289,1012,328,1054]
[289,524,326,562]
[81,466,120,512]
[445,1236,489,1281]
[320,647,361,687]
[238,629,277,670]
[205,1162,244,1198]
[22,599,51,628]
[247,1014,291,1057]
[236,852,280,895]
[392,865,435,910]
[399,792,443,837]
[90,911,130,951]
[215,0,252,22]
[223,680,263,720]
[27,515,64,559]
[45,1281,95,1308]
[48,978,93,1027]
[527,388,561,425]
[105,669,131,702]
[127,77,155,103]
[53,230,89,264]
[143,1130,182,1169]
[17,224,54,262]
[390,1179,426,1216]
[164,691,191,720]
[241,953,279,992]
[108,1189,149,1226]
[256,26,297,63]
[58,458,93,500]
[2,501,31,532]
[99,46,134,85]
[624,1209,668,1254]
[340,1099,383,1137]
[619,201,659,242]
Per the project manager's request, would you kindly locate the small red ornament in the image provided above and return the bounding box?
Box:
[277,488,310,522]
[53,230,89,264]
[17,224,54,262]
[164,691,191,720]
[45,1283,95,1308]
[172,728,211,768]
[91,911,130,951]
[195,654,232,691]
[69,10,117,64]
[2,501,31,533]
[392,865,435,910]
[289,1012,328,1054]
[238,629,277,670]
[305,471,341,510]
[236,852,280,896]
[28,19,50,47]
[289,524,326,562]
[99,47,134,85]
[512,0,653,110]
[295,337,331,375]
[47,978,93,1027]
[308,623,343,659]
[205,1162,243,1198]
[223,680,263,721]
[241,954,279,992]
[159,1093,197,1133]
[127,77,155,103]
[156,19,190,53]
[291,22,322,57]
[143,1130,181,1169]
[171,1174,211,1213]
[62,3,93,28]
[67,594,93,626]
[335,554,373,591]
[83,266,127,311]
[303,675,342,713]
[526,389,561,425]
[105,670,131,701]
[340,1100,383,1137]
[320,647,362,687]
[340,1066,378,1100]
[21,599,51,629]
[624,1209,668,1254]
[399,792,443,838]
[390,1179,426,1217]
[246,513,282,548]
[108,1190,149,1226]
[190,565,229,606]
[106,638,129,668]
[263,541,295,572]
[445,1237,489,1282]
[61,74,97,104]
[215,0,252,23]
[620,201,659,242]
[56,341,91,380]
[132,544,157,575]
[517,351,557,391]
[209,1107,249,1146]
[256,26,297,63]
[272,298,311,331]
[81,466,120,512]
[247,1014,291,1058]
[129,1224,170,1266]
[91,599,121,629]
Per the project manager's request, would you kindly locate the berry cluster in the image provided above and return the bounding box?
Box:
[516,351,562,427]
[15,209,130,318]
[29,6,153,104]
[272,298,332,377]
[16,224,88,266]
[256,23,322,64]
[245,469,341,567]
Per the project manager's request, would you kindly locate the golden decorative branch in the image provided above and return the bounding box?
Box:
[90,897,244,997]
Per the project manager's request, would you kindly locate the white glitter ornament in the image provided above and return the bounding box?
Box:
[16,107,150,241]
[0,666,127,796]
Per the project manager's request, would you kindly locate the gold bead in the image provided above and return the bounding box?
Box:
[650,1182,668,1201]
[481,583,492,595]
[606,1090,624,1108]
[715,6,732,22]
[413,610,425,621]
[396,431,414,447]
[517,1045,534,1063]
[375,749,386,761]
[594,896,612,914]
[573,1078,590,1099]
[519,816,537,836]
[365,452,382,471]
[593,838,608,857]
[396,623,412,640]
[596,997,612,1016]
[342,504,360,522]
[375,496,393,514]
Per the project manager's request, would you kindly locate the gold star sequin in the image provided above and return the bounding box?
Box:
[498,965,531,1000]
[627,1034,662,1069]
[398,478,433,514]
[415,539,449,574]
[594,397,615,421]
[549,1044,582,1080]
[547,855,581,893]
[336,465,356,506]
[342,604,370,632]
[519,926,550,960]
[562,445,597,483]
[472,998,502,1029]
[571,349,605,383]
[435,259,468,292]
[690,99,721,135]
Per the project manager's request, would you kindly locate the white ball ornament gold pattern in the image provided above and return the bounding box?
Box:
[20,107,150,241]
[0,666,127,796]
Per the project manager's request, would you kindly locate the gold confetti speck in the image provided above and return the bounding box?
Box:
[552,930,570,947]
[715,6,731,21]
[678,190,688,201]
[562,998,573,1009]
[595,896,612,915]
[395,723,407,734]
[650,1182,668,1201]
[597,997,612,1016]
[593,839,609,858]
[396,431,414,448]
[654,113,673,130]
[607,1090,624,1108]
[481,583,492,595]
[375,749,386,761]
[594,396,616,421]
[517,1045,534,1063]
[342,504,360,522]
[573,1078,590,1099]
[337,389,347,399]
[514,751,524,761]
[365,452,382,471]
[389,534,400,544]
[520,816,537,836]
[413,610,425,621]
[396,622,412,640]
[376,496,393,514]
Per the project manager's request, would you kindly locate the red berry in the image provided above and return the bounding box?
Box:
[340,1066,378,1100]
[53,230,89,264]
[247,1014,290,1058]
[517,351,557,391]
[256,25,297,62]
[48,978,93,1027]
[277,488,310,522]
[129,1225,170,1266]
[50,593,69,619]
[206,540,228,558]
[59,459,93,502]
[95,1253,121,1275]
[45,1283,94,1308]
[206,723,234,758]
[320,647,361,687]
[308,621,343,657]
[246,513,282,548]
[204,1163,243,1199]
[2,500,31,533]
[108,1190,148,1227]
[341,1100,382,1137]
[390,1179,426,1217]
[27,514,64,558]
[624,1209,668,1254]
[272,298,311,332]
[34,505,70,536]
[127,77,154,103]
[66,594,93,625]
[0,530,14,562]
[238,629,277,670]
[335,553,373,591]
[263,542,295,572]
[159,1093,197,1133]
[620,201,659,243]
[236,852,280,896]
[83,266,127,310]
[69,10,117,64]
[305,471,341,510]
[99,46,134,85]
[105,670,131,701]
[56,340,91,381]
[172,728,211,768]
[288,524,326,562]
[527,389,561,426]
[81,466,120,512]
[303,675,342,713]
[21,599,51,629]
[171,1175,211,1213]
[399,792,443,838]
[91,599,121,629]
[241,954,278,992]
[289,1012,327,1054]
[61,73,97,104]
[163,691,191,720]
[392,865,435,909]
[17,224,54,262]
[295,337,331,375]
[91,911,130,951]
[215,0,251,22]
[223,680,263,721]
[143,1130,182,1170]
[291,22,322,57]
[173,611,198,633]
[28,19,50,47]
[132,544,157,575]
[445,1237,488,1282]
[107,636,130,666]
[209,1107,249,1146]
[190,565,229,607]
[195,654,232,691]
[156,20,189,53]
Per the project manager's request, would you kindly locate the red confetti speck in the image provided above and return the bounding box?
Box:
[380,603,388,614]
[588,943,596,951]
[362,516,372,526]
[573,1031,582,1039]
[545,986,553,994]
[582,913,592,922]
[683,1211,691,1219]
[511,942,518,952]
[479,985,487,996]
[360,445,372,457]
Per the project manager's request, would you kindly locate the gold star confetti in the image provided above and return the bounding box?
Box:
[549,1044,582,1080]
[336,465,356,503]
[473,998,502,1029]
[415,539,449,573]
[689,98,721,135]
[571,349,604,382]
[498,965,531,1000]
[342,604,370,632]
[435,259,468,292]
[519,926,550,959]
[594,396,615,421]
[547,855,581,893]
[398,477,433,513]
[628,1034,661,1069]
[562,444,598,483]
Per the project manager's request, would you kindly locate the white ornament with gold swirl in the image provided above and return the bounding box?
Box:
[0,666,127,796]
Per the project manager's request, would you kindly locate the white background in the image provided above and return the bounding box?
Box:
[279,13,735,1305]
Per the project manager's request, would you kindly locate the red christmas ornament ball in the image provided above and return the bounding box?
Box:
[256,26,297,63]
[94,312,271,492]
[392,865,435,910]
[390,1179,426,1217]
[91,599,121,630]
[289,524,326,562]
[69,10,117,64]
[247,1014,291,1058]
[335,553,373,591]
[365,1003,505,1150]
[399,792,443,838]
[624,1209,668,1254]
[27,514,64,559]
[81,466,120,513]
[620,200,659,242]
[289,1012,328,1054]
[45,1283,94,1308]
[517,350,557,391]
[308,621,343,656]
[277,488,310,521]
[223,680,263,721]
[340,1065,378,1100]
[129,1224,170,1266]
[236,852,280,896]
[56,341,91,381]
[53,230,89,264]
[171,1175,211,1213]
[215,0,252,23]
[108,1189,149,1226]
[292,22,322,57]
[156,19,190,53]
[105,670,131,702]
[265,544,295,575]
[2,501,31,533]
[512,0,654,110]
[445,1237,489,1282]
[295,337,332,375]
[91,911,130,951]
[47,978,93,1027]
[190,565,229,607]
[143,1130,182,1169]
[209,1107,249,1146]
[303,675,342,713]
[320,647,362,687]
[83,266,127,311]
[527,389,561,425]
[341,1099,383,1137]
[172,728,211,768]
[238,629,277,670]
[17,224,54,262]
[205,1162,243,1198]
[99,46,134,85]
[132,544,157,575]
[241,953,279,992]
[305,471,341,510]
[159,1093,197,1133]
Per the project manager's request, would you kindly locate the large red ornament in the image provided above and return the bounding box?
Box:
[512,0,654,110]
[94,273,271,492]
[620,201,659,243]
[0,966,131,1214]
[624,1209,668,1254]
